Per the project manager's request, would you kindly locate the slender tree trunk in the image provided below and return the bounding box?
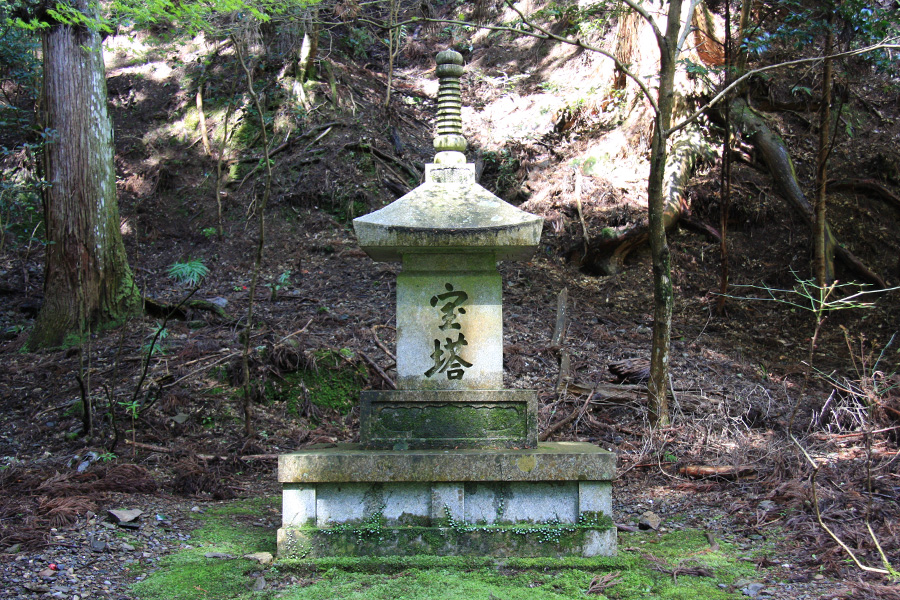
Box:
[647,0,684,427]
[31,3,140,349]
[234,38,274,438]
[735,0,753,74]
[196,82,212,156]
[814,9,834,286]
[718,0,733,313]
[384,0,401,106]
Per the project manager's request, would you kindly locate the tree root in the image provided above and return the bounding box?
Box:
[570,123,714,275]
[728,98,886,288]
[828,178,900,210]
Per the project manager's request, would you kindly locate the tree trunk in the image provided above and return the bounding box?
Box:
[729,98,886,288]
[646,0,685,428]
[814,10,834,286]
[30,3,140,349]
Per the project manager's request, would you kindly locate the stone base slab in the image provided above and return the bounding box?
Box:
[359,389,538,449]
[277,442,615,558]
[278,442,614,483]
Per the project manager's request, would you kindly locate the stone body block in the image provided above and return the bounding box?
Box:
[316,483,431,527]
[396,257,501,391]
[431,483,464,522]
[281,484,316,527]
[462,482,577,524]
[359,390,537,450]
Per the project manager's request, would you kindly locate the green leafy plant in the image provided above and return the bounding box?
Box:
[201,226,217,238]
[168,259,209,286]
[267,269,291,300]
[118,398,141,453]
[142,322,169,356]
[481,149,520,197]
[346,26,377,59]
[728,272,900,427]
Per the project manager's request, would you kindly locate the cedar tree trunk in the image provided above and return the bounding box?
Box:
[30,4,140,349]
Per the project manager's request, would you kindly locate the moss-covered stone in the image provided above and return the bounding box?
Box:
[278,442,615,483]
[278,519,615,558]
[360,389,537,449]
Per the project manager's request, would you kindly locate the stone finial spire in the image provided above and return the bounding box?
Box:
[433,50,466,164]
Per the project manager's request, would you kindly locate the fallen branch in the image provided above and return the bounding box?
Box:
[241,122,343,163]
[652,563,714,581]
[360,351,397,390]
[539,391,594,442]
[345,141,420,184]
[812,425,900,440]
[371,325,396,361]
[124,440,276,461]
[678,465,757,480]
[587,571,622,594]
[143,297,232,322]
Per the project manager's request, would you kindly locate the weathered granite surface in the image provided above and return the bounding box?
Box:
[359,390,538,449]
[278,442,615,483]
[353,164,543,262]
[277,443,616,558]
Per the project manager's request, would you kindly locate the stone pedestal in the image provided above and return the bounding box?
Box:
[276,50,615,559]
[277,443,615,558]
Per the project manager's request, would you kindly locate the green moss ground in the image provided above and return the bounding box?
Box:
[131,499,766,600]
[272,350,365,415]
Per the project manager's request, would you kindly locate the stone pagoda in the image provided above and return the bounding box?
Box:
[277,51,615,558]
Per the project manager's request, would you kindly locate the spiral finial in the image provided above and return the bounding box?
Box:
[433,50,466,164]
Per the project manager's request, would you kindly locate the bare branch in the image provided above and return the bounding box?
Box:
[676,0,702,56]
[792,434,893,577]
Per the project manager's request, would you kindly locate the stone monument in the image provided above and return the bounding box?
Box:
[277,51,615,558]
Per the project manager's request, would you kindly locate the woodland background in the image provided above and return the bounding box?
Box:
[0,0,899,598]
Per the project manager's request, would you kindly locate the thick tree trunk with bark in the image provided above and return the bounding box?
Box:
[30,5,140,349]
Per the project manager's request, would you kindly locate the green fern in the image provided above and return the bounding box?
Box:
[168,259,208,286]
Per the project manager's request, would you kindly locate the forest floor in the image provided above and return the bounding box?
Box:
[2,3,900,599]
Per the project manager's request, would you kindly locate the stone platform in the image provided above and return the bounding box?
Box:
[277,442,616,558]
